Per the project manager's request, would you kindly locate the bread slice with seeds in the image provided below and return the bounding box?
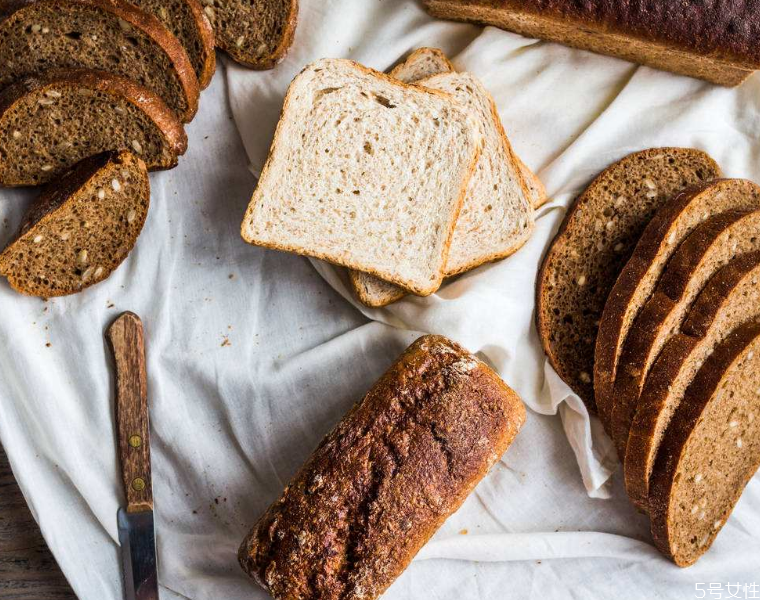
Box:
[0,69,187,186]
[0,151,148,296]
[536,148,720,413]
[204,0,297,70]
[649,321,760,566]
[0,0,199,122]
[125,0,216,89]
[625,251,760,510]
[610,205,760,459]
[241,58,480,296]
[597,179,760,437]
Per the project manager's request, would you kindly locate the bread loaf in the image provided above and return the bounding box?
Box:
[238,335,525,600]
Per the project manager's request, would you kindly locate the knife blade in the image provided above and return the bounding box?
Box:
[107,311,159,600]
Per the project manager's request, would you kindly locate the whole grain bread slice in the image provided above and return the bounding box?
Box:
[536,148,720,413]
[649,321,760,566]
[0,151,149,296]
[597,179,760,436]
[611,206,760,459]
[0,69,187,186]
[624,251,760,510]
[0,0,199,122]
[240,58,480,296]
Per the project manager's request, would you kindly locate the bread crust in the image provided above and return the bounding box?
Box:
[648,322,760,566]
[178,0,216,89]
[0,0,200,121]
[237,335,525,600]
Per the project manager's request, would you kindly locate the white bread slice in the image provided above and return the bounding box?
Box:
[240,58,481,296]
[349,71,534,306]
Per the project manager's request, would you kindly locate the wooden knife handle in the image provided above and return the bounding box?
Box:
[107,312,153,513]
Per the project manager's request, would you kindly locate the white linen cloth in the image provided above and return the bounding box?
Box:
[0,0,759,598]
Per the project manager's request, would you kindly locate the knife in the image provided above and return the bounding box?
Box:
[107,311,159,600]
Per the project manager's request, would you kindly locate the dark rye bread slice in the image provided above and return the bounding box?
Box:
[649,322,760,567]
[536,148,720,413]
[597,179,760,435]
[126,0,215,89]
[0,69,187,186]
[624,251,760,511]
[611,207,760,460]
[0,0,199,122]
[0,150,148,296]
[204,0,297,69]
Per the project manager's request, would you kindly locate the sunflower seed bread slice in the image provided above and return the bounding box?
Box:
[0,69,187,186]
[0,0,199,122]
[536,148,720,413]
[611,206,760,460]
[624,251,760,510]
[241,58,480,296]
[649,321,760,567]
[204,0,297,69]
[0,150,148,296]
[125,0,216,88]
[597,179,760,435]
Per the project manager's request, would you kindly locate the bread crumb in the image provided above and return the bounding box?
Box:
[458,529,468,535]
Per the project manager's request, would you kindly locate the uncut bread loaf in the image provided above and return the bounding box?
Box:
[423,0,760,86]
[241,58,480,297]
[0,0,199,122]
[536,148,720,413]
[238,335,525,600]
[203,0,297,69]
[625,251,760,511]
[0,151,148,296]
[649,321,760,567]
[597,179,760,436]
[611,207,760,459]
[125,0,215,88]
[0,69,187,186]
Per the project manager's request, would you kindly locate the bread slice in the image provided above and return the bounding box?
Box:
[126,0,216,89]
[205,0,297,69]
[0,69,187,186]
[240,58,480,296]
[649,321,760,566]
[0,0,200,122]
[390,46,454,81]
[536,148,720,413]
[611,207,760,459]
[596,179,760,436]
[624,251,760,510]
[0,151,149,296]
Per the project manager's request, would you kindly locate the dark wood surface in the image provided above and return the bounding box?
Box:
[0,443,76,599]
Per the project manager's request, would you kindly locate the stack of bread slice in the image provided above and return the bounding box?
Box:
[538,150,760,565]
[241,49,544,305]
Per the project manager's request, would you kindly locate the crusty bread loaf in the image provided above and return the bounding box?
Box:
[0,69,187,186]
[625,251,760,511]
[240,58,481,296]
[204,0,297,69]
[0,151,148,296]
[0,0,199,122]
[536,148,720,413]
[423,0,759,86]
[125,0,216,89]
[238,335,525,600]
[611,207,760,459]
[597,179,760,437]
[649,321,760,566]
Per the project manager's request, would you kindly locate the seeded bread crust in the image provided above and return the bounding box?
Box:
[649,322,760,567]
[238,335,526,600]
[596,179,760,435]
[0,0,200,121]
[536,148,720,413]
[624,251,760,511]
[0,68,187,185]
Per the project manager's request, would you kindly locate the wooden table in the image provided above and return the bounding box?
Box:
[0,443,76,599]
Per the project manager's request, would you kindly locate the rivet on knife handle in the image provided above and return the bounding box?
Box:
[107,311,153,514]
